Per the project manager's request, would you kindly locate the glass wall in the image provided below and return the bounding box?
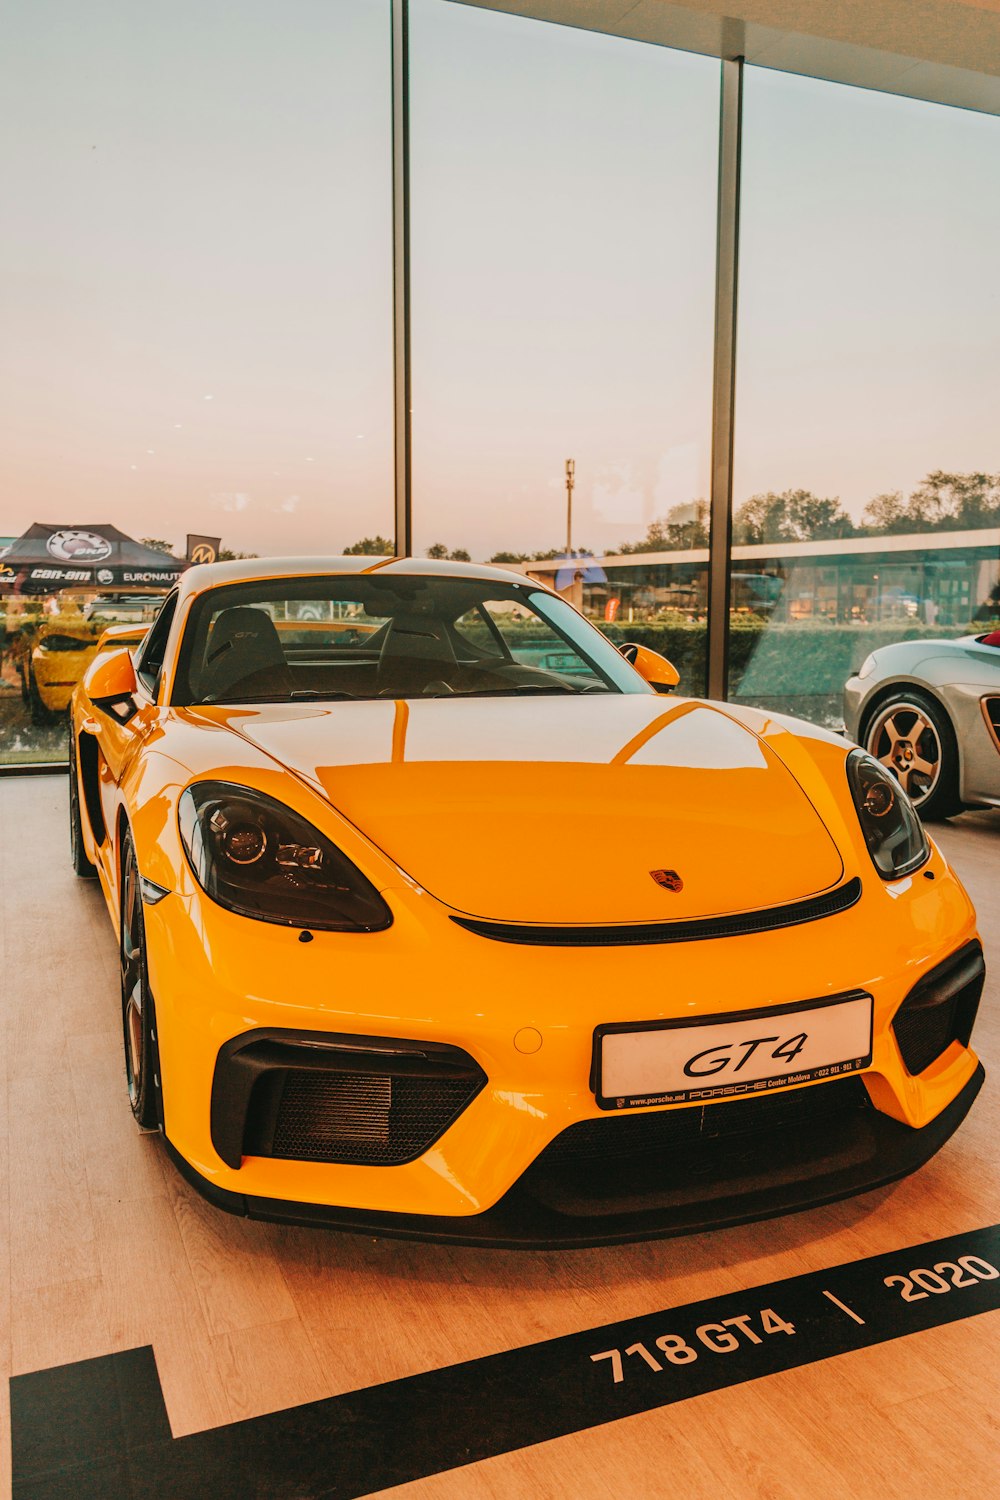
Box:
[0,0,392,764]
[4,5,1000,772]
[730,69,1000,728]
[409,0,719,698]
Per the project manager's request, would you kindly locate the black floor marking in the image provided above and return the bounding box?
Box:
[11,1223,1000,1499]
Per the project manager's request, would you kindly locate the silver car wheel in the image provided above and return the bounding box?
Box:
[865,700,942,807]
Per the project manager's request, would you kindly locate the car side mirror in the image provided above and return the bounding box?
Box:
[89,648,140,724]
[618,642,680,694]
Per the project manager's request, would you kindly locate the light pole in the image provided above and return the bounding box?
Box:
[565,458,575,555]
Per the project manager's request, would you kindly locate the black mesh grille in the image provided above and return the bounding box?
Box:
[892,942,985,1076]
[450,877,862,948]
[893,1001,959,1075]
[265,1069,481,1166]
[537,1076,870,1168]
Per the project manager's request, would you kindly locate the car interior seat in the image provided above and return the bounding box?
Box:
[197,606,291,701]
[376,612,460,695]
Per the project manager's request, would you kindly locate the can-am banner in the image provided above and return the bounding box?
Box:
[0,524,187,594]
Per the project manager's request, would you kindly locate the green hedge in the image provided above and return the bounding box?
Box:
[594,619,990,698]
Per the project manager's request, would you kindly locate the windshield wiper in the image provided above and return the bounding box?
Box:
[423,683,607,698]
[202,689,361,705]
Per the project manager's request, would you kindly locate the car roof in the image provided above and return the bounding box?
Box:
[174,555,540,604]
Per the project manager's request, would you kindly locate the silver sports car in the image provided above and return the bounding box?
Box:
[844,631,1000,820]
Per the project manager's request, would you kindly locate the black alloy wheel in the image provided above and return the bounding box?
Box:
[862,687,962,822]
[120,831,161,1130]
[68,729,97,878]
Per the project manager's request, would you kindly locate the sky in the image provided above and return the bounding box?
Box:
[2,0,1000,561]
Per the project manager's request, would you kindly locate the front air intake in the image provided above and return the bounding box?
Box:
[211,1030,486,1168]
[892,941,985,1075]
[257,1068,482,1166]
[536,1075,871,1168]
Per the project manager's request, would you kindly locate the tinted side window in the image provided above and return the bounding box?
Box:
[136,593,178,695]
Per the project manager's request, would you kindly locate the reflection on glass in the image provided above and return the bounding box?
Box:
[523,552,708,700]
[728,531,1000,727]
[1,0,392,764]
[410,0,719,576]
[730,68,1000,728]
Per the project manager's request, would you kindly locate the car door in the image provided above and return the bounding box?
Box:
[87,594,178,877]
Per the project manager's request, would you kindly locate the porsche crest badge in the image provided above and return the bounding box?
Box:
[650,868,684,892]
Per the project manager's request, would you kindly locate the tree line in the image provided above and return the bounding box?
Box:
[616,470,1000,554]
[347,470,1000,561]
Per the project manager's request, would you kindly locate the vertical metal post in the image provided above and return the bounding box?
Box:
[706,57,743,700]
[565,458,575,554]
[391,0,412,557]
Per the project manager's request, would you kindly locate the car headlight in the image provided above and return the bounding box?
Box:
[37,633,92,652]
[846,749,930,879]
[856,653,877,681]
[178,781,392,932]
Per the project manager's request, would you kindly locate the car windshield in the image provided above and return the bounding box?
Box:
[172,574,648,705]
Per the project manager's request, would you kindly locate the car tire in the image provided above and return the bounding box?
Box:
[68,730,97,879]
[28,666,52,726]
[120,831,162,1131]
[860,687,962,821]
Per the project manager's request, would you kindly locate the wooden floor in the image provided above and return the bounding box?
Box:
[1,775,998,1499]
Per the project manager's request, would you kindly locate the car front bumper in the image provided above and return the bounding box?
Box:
[164,1062,985,1248]
[144,838,984,1242]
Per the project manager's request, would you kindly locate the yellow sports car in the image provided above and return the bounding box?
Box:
[13,614,102,722]
[69,558,985,1246]
[13,598,163,722]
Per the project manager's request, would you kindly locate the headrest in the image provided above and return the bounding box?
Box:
[378,612,456,664]
[200,606,286,697]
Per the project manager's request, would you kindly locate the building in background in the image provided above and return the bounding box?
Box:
[527,529,1000,630]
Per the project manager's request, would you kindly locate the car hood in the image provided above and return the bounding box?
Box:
[201,694,846,925]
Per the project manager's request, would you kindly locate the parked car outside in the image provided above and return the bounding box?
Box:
[844,631,1000,819]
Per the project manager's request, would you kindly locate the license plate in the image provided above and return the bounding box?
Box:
[594,992,873,1110]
